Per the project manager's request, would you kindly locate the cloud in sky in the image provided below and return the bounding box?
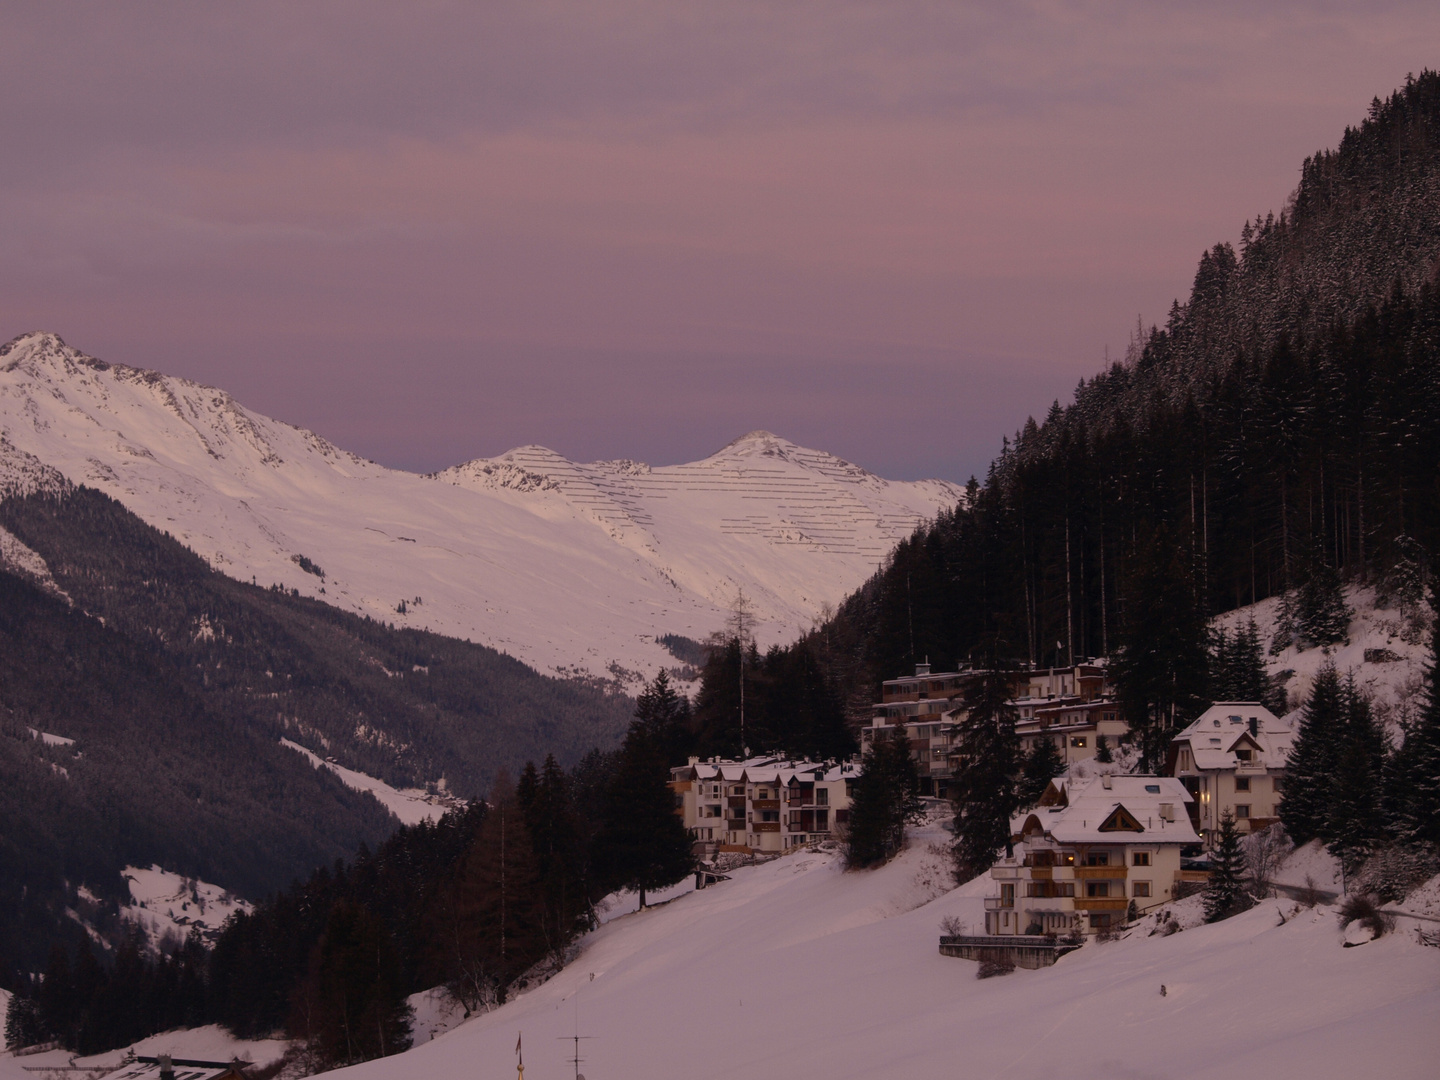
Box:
[3,1,1438,478]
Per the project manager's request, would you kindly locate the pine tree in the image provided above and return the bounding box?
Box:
[4,989,46,1050]
[1280,665,1343,842]
[1386,582,1440,847]
[1328,676,1388,874]
[1018,738,1065,807]
[1094,734,1114,764]
[1205,810,1252,921]
[597,703,694,909]
[950,664,1021,881]
[522,754,587,951]
[290,900,413,1068]
[845,729,922,868]
[1298,563,1352,647]
[1110,525,1209,770]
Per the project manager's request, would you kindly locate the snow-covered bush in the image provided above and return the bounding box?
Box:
[1338,893,1394,939]
[1354,844,1440,904]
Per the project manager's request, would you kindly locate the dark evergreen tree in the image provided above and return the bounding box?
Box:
[1385,582,1440,847]
[597,698,694,908]
[1281,665,1345,843]
[1110,526,1209,770]
[4,987,46,1050]
[1204,811,1252,921]
[290,900,412,1069]
[1298,563,1352,647]
[844,729,923,868]
[950,665,1021,881]
[1328,676,1387,874]
[1018,738,1065,807]
[1094,734,1114,764]
[1209,619,1279,710]
[521,754,587,953]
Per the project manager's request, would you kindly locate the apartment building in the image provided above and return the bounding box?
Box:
[863,660,1119,796]
[983,775,1200,935]
[1166,703,1295,846]
[670,755,861,855]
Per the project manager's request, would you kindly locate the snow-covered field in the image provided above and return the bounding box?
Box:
[315,824,1439,1080]
[280,739,460,826]
[119,866,252,950]
[0,332,961,687]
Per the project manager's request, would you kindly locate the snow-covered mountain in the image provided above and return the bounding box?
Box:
[0,332,962,685]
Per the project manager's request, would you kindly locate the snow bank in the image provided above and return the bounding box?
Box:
[324,823,1439,1080]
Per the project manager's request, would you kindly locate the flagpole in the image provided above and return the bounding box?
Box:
[516,1032,524,1080]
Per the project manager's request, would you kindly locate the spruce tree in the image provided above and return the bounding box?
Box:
[950,664,1021,881]
[1110,525,1209,770]
[1328,675,1387,874]
[290,900,413,1068]
[1018,738,1065,807]
[1095,734,1114,764]
[1386,581,1440,847]
[1280,665,1344,843]
[1205,810,1252,921]
[845,729,923,868]
[597,698,694,908]
[1298,563,1352,647]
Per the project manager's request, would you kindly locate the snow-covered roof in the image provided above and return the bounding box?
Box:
[673,756,860,784]
[1171,703,1294,771]
[1014,775,1200,845]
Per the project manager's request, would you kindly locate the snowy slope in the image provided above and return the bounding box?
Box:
[1214,585,1430,731]
[323,826,1440,1080]
[0,333,961,686]
[120,866,252,950]
[280,739,461,826]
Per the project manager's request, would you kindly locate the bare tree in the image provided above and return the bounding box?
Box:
[1243,823,1291,897]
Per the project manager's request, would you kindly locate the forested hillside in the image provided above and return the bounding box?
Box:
[0,487,632,974]
[701,73,1440,749]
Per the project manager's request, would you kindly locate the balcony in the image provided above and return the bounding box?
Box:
[755,822,780,833]
[752,799,780,811]
[984,897,1015,910]
[990,865,1020,880]
[1073,897,1128,912]
[727,796,747,809]
[1075,866,1127,880]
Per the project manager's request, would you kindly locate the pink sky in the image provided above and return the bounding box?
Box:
[3,2,1439,479]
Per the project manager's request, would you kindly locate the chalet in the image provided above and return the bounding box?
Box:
[1166,703,1294,846]
[983,775,1200,935]
[670,756,860,855]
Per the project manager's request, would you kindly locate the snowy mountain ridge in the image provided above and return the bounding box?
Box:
[0,332,962,685]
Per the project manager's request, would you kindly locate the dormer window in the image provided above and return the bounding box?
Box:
[1236,749,1253,762]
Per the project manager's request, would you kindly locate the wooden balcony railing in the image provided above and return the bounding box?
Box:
[1075,866,1127,880]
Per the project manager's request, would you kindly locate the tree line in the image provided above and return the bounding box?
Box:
[3,675,695,1070]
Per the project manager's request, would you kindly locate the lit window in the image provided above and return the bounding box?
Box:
[1070,736,1087,748]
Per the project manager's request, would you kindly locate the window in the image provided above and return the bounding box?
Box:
[1085,851,1109,866]
[1234,776,1250,792]
[1086,881,1110,897]
[760,810,779,823]
[1071,736,1088,748]
[1000,883,1015,906]
[1145,784,1161,793]
[1235,804,1250,819]
[1273,776,1284,793]
[816,788,829,806]
[1132,851,1150,866]
[1236,748,1253,761]
[1133,881,1151,897]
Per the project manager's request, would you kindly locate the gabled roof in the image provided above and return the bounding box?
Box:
[1170,703,1294,771]
[1012,775,1200,845]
